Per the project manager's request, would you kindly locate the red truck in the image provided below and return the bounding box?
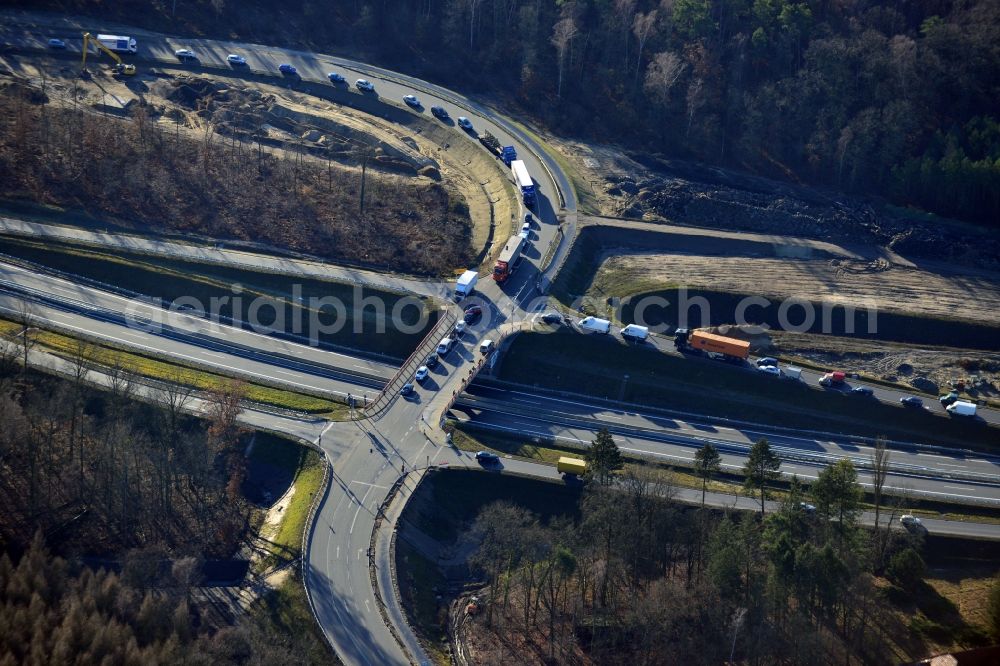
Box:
[493,235,524,285]
[818,371,846,387]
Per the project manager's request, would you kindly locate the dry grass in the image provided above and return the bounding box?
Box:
[0,80,472,275]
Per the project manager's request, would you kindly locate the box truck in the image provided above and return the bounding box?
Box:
[579,316,611,334]
[97,34,137,54]
[455,270,478,299]
[557,456,587,476]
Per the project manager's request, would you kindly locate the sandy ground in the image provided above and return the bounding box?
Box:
[599,253,1000,326]
[1,56,511,270]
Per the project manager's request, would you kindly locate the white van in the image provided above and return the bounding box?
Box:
[620,324,649,341]
[579,316,611,334]
[479,339,494,354]
[946,401,977,417]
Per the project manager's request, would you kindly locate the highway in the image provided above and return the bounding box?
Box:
[2,9,999,666]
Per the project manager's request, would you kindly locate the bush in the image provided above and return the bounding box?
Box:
[887,548,926,590]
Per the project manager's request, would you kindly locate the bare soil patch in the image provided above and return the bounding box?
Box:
[602,253,1000,327]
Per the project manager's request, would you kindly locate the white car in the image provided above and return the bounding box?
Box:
[519,229,530,241]
[758,365,781,376]
[900,514,923,529]
[454,321,467,336]
[436,337,455,356]
[226,54,246,66]
[174,48,196,60]
[403,94,421,108]
[355,79,375,92]
[457,116,473,131]
[415,366,429,382]
[521,222,532,236]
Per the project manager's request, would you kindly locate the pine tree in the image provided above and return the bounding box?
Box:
[586,428,623,485]
[743,438,781,517]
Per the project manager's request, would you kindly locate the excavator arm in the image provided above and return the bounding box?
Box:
[81,32,136,77]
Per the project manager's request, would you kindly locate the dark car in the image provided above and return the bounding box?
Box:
[475,451,500,465]
[431,106,450,121]
[900,396,923,408]
[755,357,778,367]
[542,312,563,325]
[278,63,298,76]
[400,382,414,396]
[851,386,874,396]
[425,353,439,369]
[463,304,483,324]
[48,38,66,49]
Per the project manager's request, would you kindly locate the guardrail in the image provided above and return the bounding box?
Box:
[364,309,457,418]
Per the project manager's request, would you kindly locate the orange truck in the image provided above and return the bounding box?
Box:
[684,330,750,360]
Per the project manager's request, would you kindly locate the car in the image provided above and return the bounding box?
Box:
[799,502,816,515]
[454,321,467,336]
[519,228,530,241]
[403,94,421,108]
[900,396,924,408]
[900,514,924,530]
[431,106,450,120]
[542,312,563,325]
[47,38,66,49]
[521,222,532,236]
[355,79,375,91]
[415,366,429,382]
[457,116,473,131]
[278,63,298,75]
[425,353,439,369]
[524,213,533,225]
[479,339,494,354]
[475,451,500,465]
[463,305,482,323]
[226,54,246,66]
[174,48,196,60]
[436,337,455,356]
[756,357,778,367]
[400,382,414,396]
[758,365,781,376]
[851,386,874,396]
[327,71,345,83]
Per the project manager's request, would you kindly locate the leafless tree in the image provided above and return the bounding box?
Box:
[13,299,38,373]
[551,17,579,99]
[644,50,688,106]
[632,10,659,85]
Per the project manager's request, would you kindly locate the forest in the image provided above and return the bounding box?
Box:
[0,327,331,663]
[460,433,1000,664]
[17,0,1000,226]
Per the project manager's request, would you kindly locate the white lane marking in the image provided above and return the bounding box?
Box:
[349,484,375,534]
[350,480,390,489]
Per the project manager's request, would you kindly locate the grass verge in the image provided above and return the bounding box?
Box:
[251,435,325,572]
[3,316,344,415]
[395,539,451,665]
[251,570,340,664]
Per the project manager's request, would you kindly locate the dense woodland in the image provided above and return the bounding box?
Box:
[20,0,1000,226]
[0,334,248,557]
[464,434,1000,664]
[0,80,471,275]
[0,535,327,664]
[0,334,331,663]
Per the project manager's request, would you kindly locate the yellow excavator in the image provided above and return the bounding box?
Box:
[81,32,136,78]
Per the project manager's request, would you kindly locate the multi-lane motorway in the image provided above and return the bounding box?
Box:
[2,9,1000,666]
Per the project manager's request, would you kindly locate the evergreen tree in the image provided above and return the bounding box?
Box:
[694,443,722,508]
[586,428,624,485]
[743,439,781,516]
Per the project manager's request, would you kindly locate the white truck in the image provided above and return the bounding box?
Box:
[97,34,137,54]
[620,324,649,341]
[579,316,611,334]
[946,401,977,417]
[455,270,478,300]
[783,366,803,380]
